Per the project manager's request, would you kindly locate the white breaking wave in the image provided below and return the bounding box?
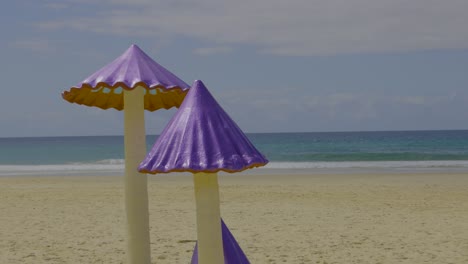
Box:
[0,163,124,176]
[91,159,125,165]
[2,160,468,176]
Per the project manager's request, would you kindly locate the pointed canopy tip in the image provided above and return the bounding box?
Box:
[190,80,208,94]
[127,44,142,52]
[138,80,269,174]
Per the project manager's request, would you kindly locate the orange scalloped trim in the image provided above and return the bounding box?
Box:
[138,162,268,175]
[62,82,188,111]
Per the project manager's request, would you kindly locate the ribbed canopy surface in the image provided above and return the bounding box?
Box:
[138,80,268,173]
[62,44,189,111]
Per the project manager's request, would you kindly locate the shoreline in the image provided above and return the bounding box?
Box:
[2,160,468,177]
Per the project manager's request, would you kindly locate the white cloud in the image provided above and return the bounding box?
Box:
[37,0,468,56]
[193,46,233,56]
[395,96,426,105]
[219,87,467,128]
[44,2,69,9]
[10,39,52,53]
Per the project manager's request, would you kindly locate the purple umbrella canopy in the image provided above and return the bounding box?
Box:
[62,44,190,111]
[138,80,268,174]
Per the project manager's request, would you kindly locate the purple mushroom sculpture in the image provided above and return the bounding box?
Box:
[62,44,189,264]
[139,80,268,263]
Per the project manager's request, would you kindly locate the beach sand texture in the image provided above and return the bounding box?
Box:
[1,173,468,264]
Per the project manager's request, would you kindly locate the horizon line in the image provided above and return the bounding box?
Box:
[1,128,468,139]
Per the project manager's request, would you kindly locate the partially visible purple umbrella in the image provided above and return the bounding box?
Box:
[191,219,250,264]
[139,80,268,263]
[62,44,190,264]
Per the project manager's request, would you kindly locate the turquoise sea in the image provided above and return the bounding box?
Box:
[1,130,468,176]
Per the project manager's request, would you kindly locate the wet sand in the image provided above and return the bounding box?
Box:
[1,172,468,263]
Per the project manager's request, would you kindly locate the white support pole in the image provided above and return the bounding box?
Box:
[123,87,151,264]
[193,172,224,264]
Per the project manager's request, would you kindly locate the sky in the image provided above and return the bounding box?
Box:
[1,0,468,137]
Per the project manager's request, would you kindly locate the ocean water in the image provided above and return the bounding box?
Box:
[1,130,468,176]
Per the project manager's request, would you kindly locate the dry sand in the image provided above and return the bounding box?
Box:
[1,172,468,264]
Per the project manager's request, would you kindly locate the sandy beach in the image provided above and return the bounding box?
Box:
[1,172,468,264]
